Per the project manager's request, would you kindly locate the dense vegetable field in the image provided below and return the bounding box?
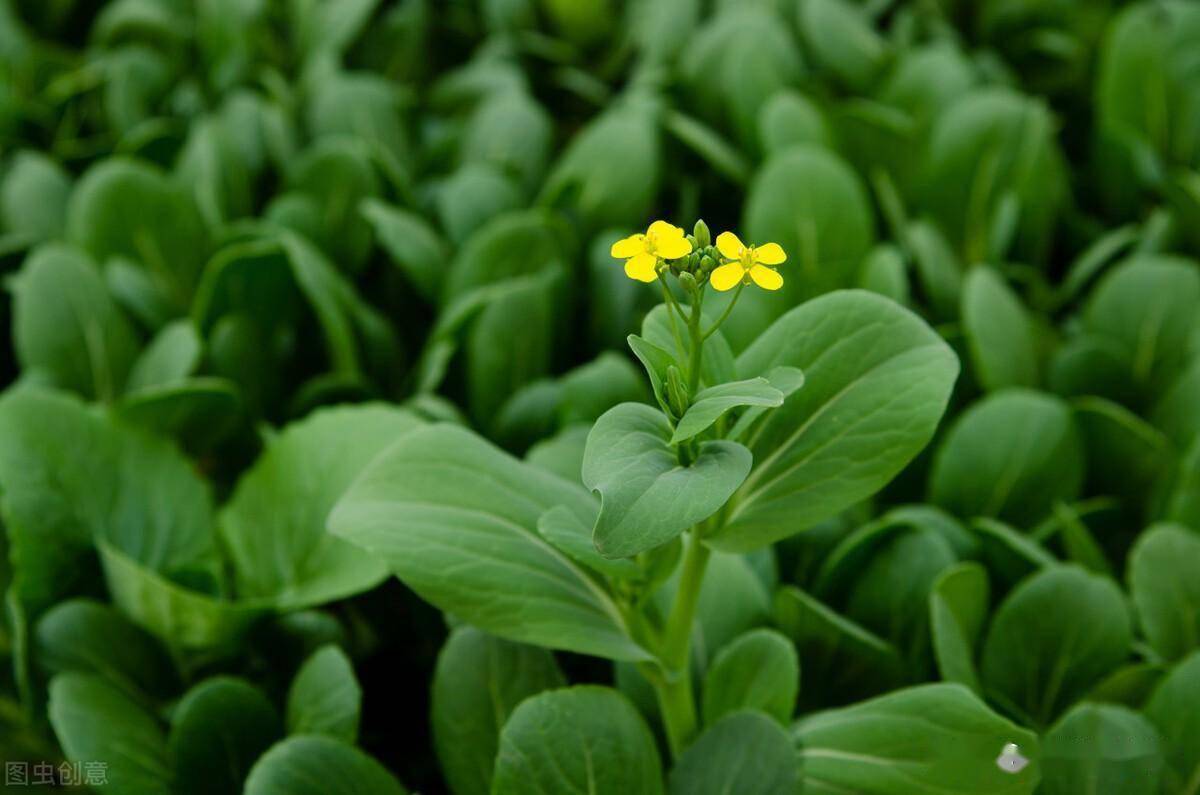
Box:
[3,0,1200,793]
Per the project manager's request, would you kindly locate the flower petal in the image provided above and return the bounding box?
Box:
[749,264,783,291]
[710,262,745,291]
[656,234,693,260]
[611,234,645,258]
[715,231,744,260]
[647,220,683,239]
[624,252,659,282]
[754,242,786,266]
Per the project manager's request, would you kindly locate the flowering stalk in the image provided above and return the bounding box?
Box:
[610,218,788,756]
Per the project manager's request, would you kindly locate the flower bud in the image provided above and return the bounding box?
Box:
[693,219,711,248]
[677,271,698,293]
[700,254,716,273]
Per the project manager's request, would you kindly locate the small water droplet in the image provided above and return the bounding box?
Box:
[996,742,1029,774]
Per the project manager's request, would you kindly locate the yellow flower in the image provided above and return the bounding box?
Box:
[710,232,785,291]
[610,220,694,283]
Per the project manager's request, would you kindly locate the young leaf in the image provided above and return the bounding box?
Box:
[1127,524,1200,662]
[169,677,283,795]
[702,628,799,726]
[582,403,752,558]
[668,711,798,795]
[330,424,651,661]
[670,377,784,444]
[1040,703,1164,795]
[980,565,1131,727]
[286,645,361,742]
[492,687,663,795]
[795,683,1041,794]
[244,735,408,795]
[125,320,203,392]
[432,627,565,795]
[714,290,959,551]
[49,673,172,795]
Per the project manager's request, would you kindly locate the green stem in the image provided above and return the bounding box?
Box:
[659,274,688,359]
[702,283,744,341]
[653,532,711,757]
[686,295,704,395]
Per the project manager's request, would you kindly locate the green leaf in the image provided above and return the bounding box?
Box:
[537,505,641,580]
[117,377,243,452]
[702,628,799,726]
[668,711,799,795]
[928,562,990,694]
[330,424,651,661]
[797,0,888,92]
[582,403,752,558]
[773,585,906,709]
[49,673,172,795]
[1128,524,1200,663]
[980,565,1131,727]
[11,243,139,401]
[286,645,361,742]
[35,599,177,701]
[360,198,446,302]
[961,266,1039,390]
[715,290,959,551]
[125,320,202,392]
[169,677,283,795]
[930,390,1084,526]
[795,683,1041,794]
[67,157,208,310]
[1040,703,1164,795]
[1144,651,1200,795]
[220,404,423,608]
[641,304,736,391]
[432,627,565,795]
[492,686,663,795]
[1,149,71,242]
[671,377,785,444]
[244,735,408,795]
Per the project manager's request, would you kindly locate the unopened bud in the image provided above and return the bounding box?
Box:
[666,365,690,418]
[700,254,716,273]
[677,271,698,293]
[693,219,711,248]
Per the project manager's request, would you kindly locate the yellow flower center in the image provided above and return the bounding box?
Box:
[739,247,757,268]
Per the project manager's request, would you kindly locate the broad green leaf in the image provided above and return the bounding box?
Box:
[435,163,523,245]
[220,404,423,608]
[1080,256,1200,401]
[1152,358,1200,446]
[492,687,663,795]
[690,550,774,664]
[11,243,139,401]
[1127,524,1200,662]
[907,219,963,321]
[461,88,553,192]
[169,677,283,795]
[930,390,1084,526]
[961,266,1039,390]
[118,377,243,452]
[125,320,202,392]
[980,566,1131,727]
[1087,663,1166,710]
[525,424,590,483]
[715,290,958,551]
[283,138,380,274]
[35,599,177,702]
[973,518,1057,588]
[67,157,208,310]
[244,735,408,795]
[1040,703,1164,795]
[668,711,798,795]
[928,562,990,694]
[773,585,906,709]
[582,403,752,558]
[1074,396,1170,504]
[758,90,835,154]
[671,377,784,444]
[1,149,71,242]
[48,673,172,795]
[795,683,1041,794]
[432,627,564,795]
[286,645,361,742]
[702,628,799,726]
[1144,651,1200,795]
[330,424,651,661]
